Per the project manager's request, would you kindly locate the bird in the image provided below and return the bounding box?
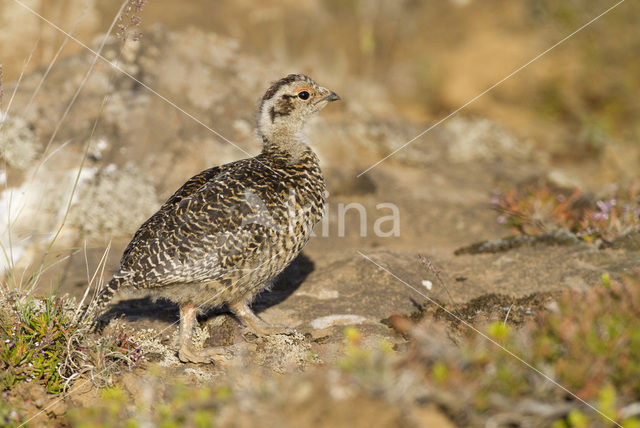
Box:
[85,74,340,364]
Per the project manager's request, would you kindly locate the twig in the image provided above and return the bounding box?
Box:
[0,63,3,111]
[503,304,514,326]
[74,241,111,324]
[116,0,148,42]
[620,402,640,419]
[417,254,458,317]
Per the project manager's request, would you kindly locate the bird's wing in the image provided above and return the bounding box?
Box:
[120,165,226,263]
[117,159,285,288]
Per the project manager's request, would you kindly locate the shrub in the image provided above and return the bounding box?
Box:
[493,182,640,245]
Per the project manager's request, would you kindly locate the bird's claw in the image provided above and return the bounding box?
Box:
[178,346,233,365]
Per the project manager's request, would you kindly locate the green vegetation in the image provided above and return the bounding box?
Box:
[533,1,640,150]
[1,294,77,394]
[399,274,640,426]
[493,181,640,246]
[69,383,224,428]
[337,326,395,392]
[0,287,144,398]
[0,397,21,428]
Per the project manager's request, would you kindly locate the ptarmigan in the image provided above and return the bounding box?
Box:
[87,74,340,363]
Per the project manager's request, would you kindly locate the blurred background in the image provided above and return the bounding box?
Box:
[3,0,639,175]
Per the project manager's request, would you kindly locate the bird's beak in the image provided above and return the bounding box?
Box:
[325,91,341,102]
[323,91,341,102]
[318,88,341,103]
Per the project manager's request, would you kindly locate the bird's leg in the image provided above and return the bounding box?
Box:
[177,302,231,364]
[230,300,295,336]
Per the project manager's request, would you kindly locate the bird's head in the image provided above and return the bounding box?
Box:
[257,74,340,146]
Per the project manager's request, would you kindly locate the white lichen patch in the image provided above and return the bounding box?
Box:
[310,315,368,330]
[444,116,531,162]
[0,113,39,169]
[87,138,110,161]
[131,327,181,367]
[0,164,89,276]
[296,289,339,300]
[184,367,220,383]
[70,164,159,240]
[252,331,319,373]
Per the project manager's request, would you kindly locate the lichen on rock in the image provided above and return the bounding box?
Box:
[0,113,39,169]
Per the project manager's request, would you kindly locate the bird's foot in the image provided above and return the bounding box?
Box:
[178,345,233,365]
[230,301,297,337]
[245,321,297,337]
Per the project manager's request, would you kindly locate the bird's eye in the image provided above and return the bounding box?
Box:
[298,91,310,100]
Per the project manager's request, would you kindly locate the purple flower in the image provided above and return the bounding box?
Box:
[592,212,609,221]
[596,200,609,213]
[497,215,507,224]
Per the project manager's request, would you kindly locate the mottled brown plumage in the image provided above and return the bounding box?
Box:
[87,74,340,363]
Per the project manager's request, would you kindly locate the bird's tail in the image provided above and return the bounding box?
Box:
[79,276,129,330]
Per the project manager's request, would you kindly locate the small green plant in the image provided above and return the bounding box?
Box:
[0,290,143,396]
[486,320,511,343]
[492,185,584,235]
[337,326,371,372]
[579,182,640,244]
[493,182,640,245]
[70,386,136,428]
[1,294,77,393]
[0,396,21,428]
[69,382,221,427]
[337,326,395,392]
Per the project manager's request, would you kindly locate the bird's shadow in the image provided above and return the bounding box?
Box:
[99,252,315,325]
[252,252,315,314]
